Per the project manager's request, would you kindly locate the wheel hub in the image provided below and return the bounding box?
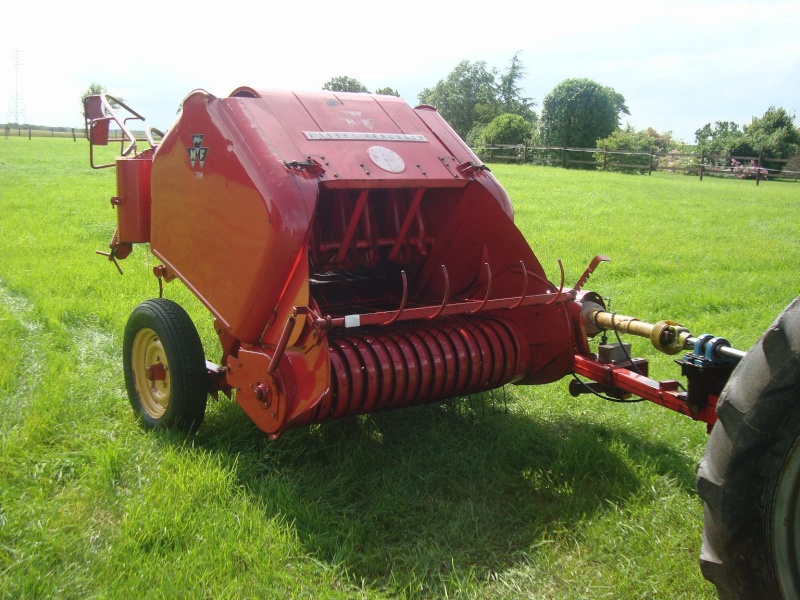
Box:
[773,435,800,598]
[131,327,171,418]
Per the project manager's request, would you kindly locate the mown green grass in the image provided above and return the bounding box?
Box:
[1,138,798,599]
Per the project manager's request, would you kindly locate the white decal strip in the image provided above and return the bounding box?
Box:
[304,131,427,142]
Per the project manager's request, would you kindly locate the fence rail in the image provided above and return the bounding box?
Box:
[3,125,83,139]
[474,144,800,184]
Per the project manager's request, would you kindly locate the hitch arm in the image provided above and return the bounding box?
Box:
[573,354,718,426]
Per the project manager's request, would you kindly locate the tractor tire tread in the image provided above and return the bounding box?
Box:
[697,296,800,599]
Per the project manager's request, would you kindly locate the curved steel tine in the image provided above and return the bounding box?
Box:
[470,262,493,314]
[383,271,409,325]
[427,265,450,319]
[545,259,565,306]
[509,260,528,309]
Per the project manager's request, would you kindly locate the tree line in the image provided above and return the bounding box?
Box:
[321,54,800,172]
[79,58,800,173]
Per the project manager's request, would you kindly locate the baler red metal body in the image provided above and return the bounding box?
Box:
[87,88,729,439]
[118,88,582,437]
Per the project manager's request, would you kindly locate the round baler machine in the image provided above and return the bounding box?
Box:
[84,89,800,598]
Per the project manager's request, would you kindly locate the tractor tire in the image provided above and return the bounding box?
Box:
[123,298,208,433]
[697,296,800,599]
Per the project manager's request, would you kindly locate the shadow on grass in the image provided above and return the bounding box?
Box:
[183,394,698,595]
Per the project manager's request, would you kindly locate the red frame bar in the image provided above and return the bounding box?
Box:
[389,188,425,261]
[334,189,369,264]
[314,290,575,330]
[573,354,718,426]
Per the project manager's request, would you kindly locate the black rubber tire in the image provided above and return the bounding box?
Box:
[123,298,208,433]
[697,296,800,599]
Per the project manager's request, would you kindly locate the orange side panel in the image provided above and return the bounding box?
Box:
[150,91,315,343]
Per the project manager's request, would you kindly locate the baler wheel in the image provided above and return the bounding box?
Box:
[697,296,800,599]
[123,299,207,433]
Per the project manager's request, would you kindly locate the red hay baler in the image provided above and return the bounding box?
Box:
[84,89,800,599]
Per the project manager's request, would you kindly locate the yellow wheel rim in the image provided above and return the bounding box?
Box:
[131,327,171,419]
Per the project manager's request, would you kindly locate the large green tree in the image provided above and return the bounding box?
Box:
[417,60,499,138]
[539,78,629,149]
[418,55,536,139]
[743,107,800,169]
[497,52,536,123]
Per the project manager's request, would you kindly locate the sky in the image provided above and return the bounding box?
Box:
[3,0,798,143]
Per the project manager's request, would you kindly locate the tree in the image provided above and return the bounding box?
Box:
[743,106,800,170]
[374,86,400,97]
[479,113,533,146]
[694,121,748,156]
[595,125,681,173]
[418,60,499,138]
[497,52,536,123]
[418,55,536,139]
[539,78,629,150]
[696,108,799,172]
[80,83,124,115]
[322,76,370,93]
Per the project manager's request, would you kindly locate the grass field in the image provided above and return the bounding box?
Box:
[1,137,798,599]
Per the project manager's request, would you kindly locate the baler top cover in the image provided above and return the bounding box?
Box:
[227,87,512,197]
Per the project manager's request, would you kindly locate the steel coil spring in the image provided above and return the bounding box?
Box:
[306,316,523,424]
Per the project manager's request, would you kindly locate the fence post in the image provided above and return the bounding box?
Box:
[28,127,31,140]
[72,128,76,142]
[756,151,763,186]
[602,145,607,171]
[648,150,654,175]
[561,147,566,169]
[699,150,705,181]
[522,143,527,164]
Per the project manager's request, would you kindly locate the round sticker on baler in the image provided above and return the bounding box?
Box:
[368,146,405,173]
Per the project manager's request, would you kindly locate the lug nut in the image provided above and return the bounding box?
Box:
[255,383,271,407]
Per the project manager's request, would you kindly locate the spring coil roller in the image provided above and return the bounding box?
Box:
[306,316,524,424]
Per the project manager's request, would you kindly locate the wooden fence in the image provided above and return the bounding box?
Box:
[474,144,799,184]
[3,126,152,146]
[2,125,89,140]
[5,125,798,184]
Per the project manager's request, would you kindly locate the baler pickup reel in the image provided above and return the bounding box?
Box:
[308,259,569,332]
